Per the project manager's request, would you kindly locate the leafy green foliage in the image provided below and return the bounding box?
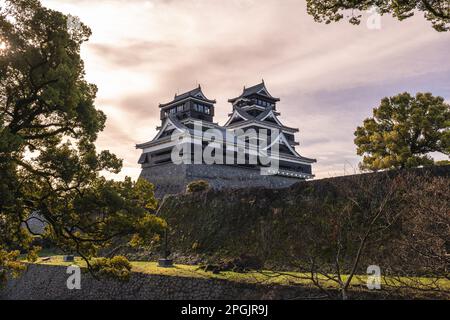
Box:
[186,180,210,193]
[306,0,450,31]
[436,159,450,166]
[91,256,132,281]
[0,0,165,281]
[0,250,25,285]
[354,92,449,171]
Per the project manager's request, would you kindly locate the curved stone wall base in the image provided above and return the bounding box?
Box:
[140,163,303,198]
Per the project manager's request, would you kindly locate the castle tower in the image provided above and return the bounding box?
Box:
[136,82,316,198]
[137,86,218,168]
[225,81,316,178]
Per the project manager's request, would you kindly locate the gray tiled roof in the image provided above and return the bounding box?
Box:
[225,106,298,132]
[159,85,216,108]
[228,81,280,103]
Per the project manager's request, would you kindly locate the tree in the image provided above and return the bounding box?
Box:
[283,172,405,300]
[382,174,449,296]
[276,171,449,299]
[0,0,165,283]
[354,92,450,171]
[306,0,450,32]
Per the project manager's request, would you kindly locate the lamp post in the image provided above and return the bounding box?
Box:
[158,227,173,267]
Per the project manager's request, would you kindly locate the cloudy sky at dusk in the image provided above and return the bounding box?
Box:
[43,0,450,180]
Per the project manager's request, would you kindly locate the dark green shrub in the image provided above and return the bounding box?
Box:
[91,256,132,281]
[200,254,264,274]
[186,180,210,193]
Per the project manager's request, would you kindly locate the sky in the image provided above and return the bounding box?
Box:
[42,0,450,180]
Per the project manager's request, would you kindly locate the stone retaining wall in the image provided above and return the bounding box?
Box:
[140,163,301,198]
[0,264,322,300]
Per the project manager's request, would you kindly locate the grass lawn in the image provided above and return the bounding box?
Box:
[29,255,450,292]
[34,255,307,286]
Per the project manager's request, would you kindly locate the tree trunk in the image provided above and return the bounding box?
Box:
[341,288,348,300]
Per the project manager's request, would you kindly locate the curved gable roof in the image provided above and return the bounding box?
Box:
[228,81,280,103]
[159,85,216,108]
[152,114,189,141]
[224,107,252,126]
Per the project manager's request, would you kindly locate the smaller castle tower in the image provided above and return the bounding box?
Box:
[159,85,216,123]
[225,81,315,177]
[137,86,218,168]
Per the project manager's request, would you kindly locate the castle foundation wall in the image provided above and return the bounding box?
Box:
[140,163,301,198]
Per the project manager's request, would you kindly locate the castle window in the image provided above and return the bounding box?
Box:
[256,99,269,107]
[177,105,183,112]
[194,103,207,113]
[205,106,211,115]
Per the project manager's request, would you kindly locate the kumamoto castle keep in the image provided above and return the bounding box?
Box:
[136,81,316,197]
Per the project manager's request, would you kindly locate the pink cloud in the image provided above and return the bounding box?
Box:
[42,0,450,180]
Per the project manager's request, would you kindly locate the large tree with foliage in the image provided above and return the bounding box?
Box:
[306,0,450,31]
[354,92,449,171]
[0,0,165,283]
